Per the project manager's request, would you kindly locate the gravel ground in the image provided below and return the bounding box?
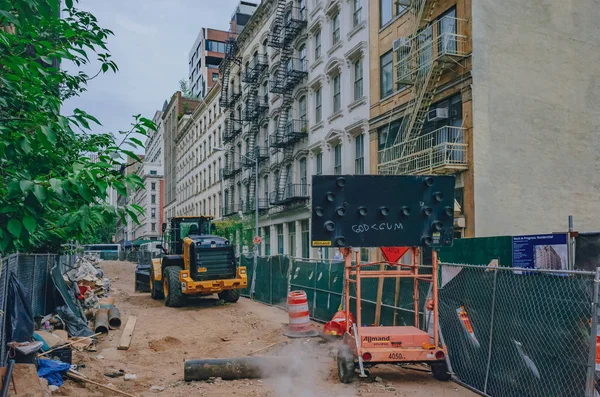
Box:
[55,260,476,397]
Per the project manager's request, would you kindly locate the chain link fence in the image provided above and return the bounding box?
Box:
[0,253,74,366]
[239,255,431,328]
[439,263,598,397]
[238,256,600,396]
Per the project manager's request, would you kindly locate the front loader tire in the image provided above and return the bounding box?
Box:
[431,362,451,381]
[337,345,355,384]
[164,266,187,307]
[150,266,163,299]
[218,289,241,303]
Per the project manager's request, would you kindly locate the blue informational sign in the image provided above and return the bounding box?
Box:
[512,234,568,271]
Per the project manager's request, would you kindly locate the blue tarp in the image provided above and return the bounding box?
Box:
[38,359,71,386]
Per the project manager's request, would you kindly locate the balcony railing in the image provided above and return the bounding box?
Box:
[222,162,242,179]
[395,16,469,85]
[223,120,243,142]
[378,126,467,175]
[281,119,308,144]
[242,198,269,213]
[242,146,269,168]
[282,7,307,45]
[223,203,242,217]
[270,183,310,205]
[269,58,308,94]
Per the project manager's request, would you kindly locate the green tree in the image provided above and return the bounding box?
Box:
[0,0,153,254]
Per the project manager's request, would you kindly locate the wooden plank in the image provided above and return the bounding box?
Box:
[373,263,386,326]
[117,316,137,350]
[66,371,136,397]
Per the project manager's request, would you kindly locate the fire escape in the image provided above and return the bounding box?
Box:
[377,1,469,175]
[241,52,270,214]
[268,2,308,207]
[219,33,243,216]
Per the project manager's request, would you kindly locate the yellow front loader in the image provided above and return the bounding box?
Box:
[148,216,247,307]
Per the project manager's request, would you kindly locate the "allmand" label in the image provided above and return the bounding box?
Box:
[363,336,390,343]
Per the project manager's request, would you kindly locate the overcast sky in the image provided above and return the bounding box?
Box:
[63,0,242,149]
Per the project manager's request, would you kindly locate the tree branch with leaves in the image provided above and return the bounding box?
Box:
[0,0,154,253]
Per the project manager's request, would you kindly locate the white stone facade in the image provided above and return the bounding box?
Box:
[132,162,163,240]
[175,83,225,218]
[218,0,370,259]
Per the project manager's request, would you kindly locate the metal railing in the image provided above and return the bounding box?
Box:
[269,58,308,94]
[378,126,467,175]
[270,183,310,205]
[396,16,469,84]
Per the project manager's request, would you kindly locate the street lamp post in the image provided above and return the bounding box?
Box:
[214,147,259,298]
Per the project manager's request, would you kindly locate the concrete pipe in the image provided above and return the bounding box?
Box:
[94,308,109,334]
[108,306,121,329]
[184,357,293,381]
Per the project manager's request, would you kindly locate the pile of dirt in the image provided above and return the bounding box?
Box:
[148,336,183,351]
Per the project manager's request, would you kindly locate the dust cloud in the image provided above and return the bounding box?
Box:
[259,339,356,397]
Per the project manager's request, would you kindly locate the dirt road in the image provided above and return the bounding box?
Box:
[57,261,475,397]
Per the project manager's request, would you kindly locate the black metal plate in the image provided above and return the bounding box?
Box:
[311,175,455,248]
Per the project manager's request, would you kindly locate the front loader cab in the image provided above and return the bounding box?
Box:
[164,216,213,255]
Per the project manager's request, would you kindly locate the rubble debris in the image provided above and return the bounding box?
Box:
[150,385,165,393]
[104,370,125,378]
[124,373,137,381]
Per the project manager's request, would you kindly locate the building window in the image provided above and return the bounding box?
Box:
[299,158,307,195]
[353,59,363,100]
[299,44,307,72]
[151,208,156,218]
[151,182,156,191]
[355,134,364,174]
[151,223,156,232]
[314,29,321,58]
[208,165,212,185]
[150,170,157,175]
[288,222,296,257]
[333,74,341,113]
[380,0,393,27]
[396,1,408,16]
[334,144,342,174]
[212,72,218,82]
[316,152,322,175]
[380,51,393,98]
[301,220,309,259]
[332,13,340,45]
[263,175,269,201]
[299,95,307,122]
[315,87,322,122]
[208,197,212,215]
[205,40,226,52]
[353,0,362,27]
[277,224,284,254]
[151,194,156,204]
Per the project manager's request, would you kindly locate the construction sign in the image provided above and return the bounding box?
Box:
[381,247,410,263]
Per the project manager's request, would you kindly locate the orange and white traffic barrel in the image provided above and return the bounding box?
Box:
[283,290,318,338]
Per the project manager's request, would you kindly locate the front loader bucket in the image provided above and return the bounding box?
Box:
[135,264,151,292]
